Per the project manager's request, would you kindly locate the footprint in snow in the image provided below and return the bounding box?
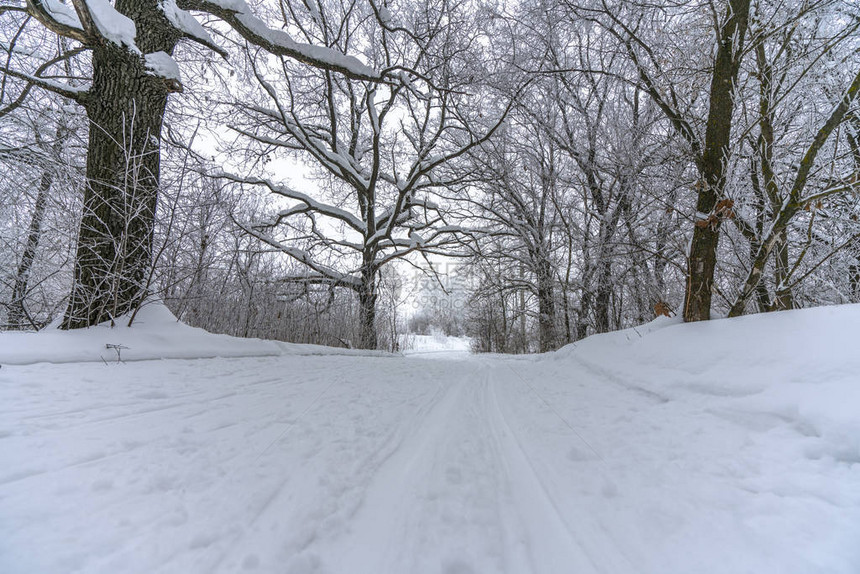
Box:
[445,466,463,485]
[443,559,475,574]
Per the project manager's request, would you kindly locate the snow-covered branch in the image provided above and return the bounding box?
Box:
[178,0,381,81]
[214,172,367,233]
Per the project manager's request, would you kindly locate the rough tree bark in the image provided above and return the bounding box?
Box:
[535,255,557,353]
[682,0,751,322]
[62,1,182,328]
[357,257,378,350]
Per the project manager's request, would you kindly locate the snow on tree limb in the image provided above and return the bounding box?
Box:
[144,51,183,91]
[72,0,139,53]
[159,0,228,59]
[213,171,367,232]
[24,0,140,52]
[34,0,80,29]
[25,0,88,43]
[178,0,382,81]
[0,46,90,117]
[22,0,387,101]
[0,64,89,101]
[235,219,363,290]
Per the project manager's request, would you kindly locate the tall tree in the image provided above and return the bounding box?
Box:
[0,0,386,328]
[217,0,516,348]
[589,0,751,321]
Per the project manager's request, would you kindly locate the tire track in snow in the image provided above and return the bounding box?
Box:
[316,371,471,573]
[323,359,551,574]
[328,359,631,574]
[201,364,461,574]
[483,364,632,573]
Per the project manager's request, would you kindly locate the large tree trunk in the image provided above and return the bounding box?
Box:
[594,256,612,333]
[575,287,591,341]
[771,230,794,310]
[62,1,180,329]
[682,0,751,322]
[684,215,720,321]
[357,259,378,349]
[535,256,557,353]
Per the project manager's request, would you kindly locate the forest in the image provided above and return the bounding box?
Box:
[2,0,859,351]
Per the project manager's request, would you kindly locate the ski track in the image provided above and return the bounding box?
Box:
[0,353,857,574]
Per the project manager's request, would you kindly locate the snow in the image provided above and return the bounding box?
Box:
[403,333,472,357]
[378,5,393,25]
[39,0,83,31]
[144,51,182,82]
[11,72,90,96]
[159,0,216,47]
[203,0,379,79]
[0,303,385,365]
[220,172,367,232]
[83,0,139,53]
[1,305,859,573]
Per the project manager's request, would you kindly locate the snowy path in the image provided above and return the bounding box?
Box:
[1,351,858,574]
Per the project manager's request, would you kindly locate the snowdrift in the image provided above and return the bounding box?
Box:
[555,303,860,474]
[0,303,389,364]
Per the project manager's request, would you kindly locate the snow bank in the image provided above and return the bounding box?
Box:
[555,304,860,466]
[0,303,387,365]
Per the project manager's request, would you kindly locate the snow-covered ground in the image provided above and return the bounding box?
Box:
[403,333,472,358]
[1,305,859,573]
[0,304,388,365]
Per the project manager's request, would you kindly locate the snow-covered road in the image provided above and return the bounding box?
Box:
[1,345,858,573]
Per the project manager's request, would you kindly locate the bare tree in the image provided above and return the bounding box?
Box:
[0,0,394,329]
[216,0,516,348]
[575,0,751,321]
